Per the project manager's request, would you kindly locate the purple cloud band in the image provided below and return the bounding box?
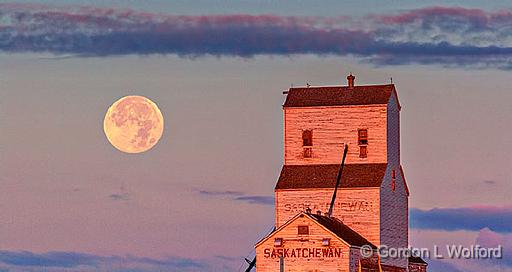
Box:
[0,251,206,271]
[2,4,512,68]
[411,206,512,233]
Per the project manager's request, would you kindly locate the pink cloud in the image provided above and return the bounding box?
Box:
[375,6,490,24]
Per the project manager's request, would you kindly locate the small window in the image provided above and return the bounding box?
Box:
[302,130,313,146]
[298,225,309,235]
[322,238,331,246]
[358,129,368,145]
[359,146,367,158]
[274,238,283,247]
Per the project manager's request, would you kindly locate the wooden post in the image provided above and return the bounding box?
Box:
[280,255,284,272]
[244,257,256,272]
[327,144,349,217]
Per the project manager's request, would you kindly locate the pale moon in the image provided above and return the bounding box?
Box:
[103,95,164,153]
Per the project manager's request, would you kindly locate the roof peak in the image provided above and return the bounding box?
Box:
[289,83,394,90]
[306,212,376,248]
[256,210,376,248]
[284,84,396,108]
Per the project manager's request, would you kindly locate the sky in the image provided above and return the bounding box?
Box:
[1,1,512,271]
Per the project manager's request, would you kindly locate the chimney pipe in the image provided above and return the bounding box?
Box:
[347,73,355,88]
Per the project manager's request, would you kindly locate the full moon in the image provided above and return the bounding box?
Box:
[103,95,164,153]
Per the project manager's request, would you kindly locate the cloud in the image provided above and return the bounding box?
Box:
[196,190,243,197]
[109,193,130,201]
[0,251,206,271]
[429,228,512,271]
[108,184,132,201]
[213,255,241,262]
[196,189,273,205]
[0,251,96,267]
[476,228,512,267]
[410,206,512,233]
[234,196,274,205]
[2,4,512,68]
[425,259,465,272]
